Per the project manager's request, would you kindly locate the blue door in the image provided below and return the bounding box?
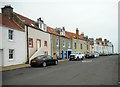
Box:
[62,50,64,59]
[66,51,68,59]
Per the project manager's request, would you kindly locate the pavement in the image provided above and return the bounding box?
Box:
[0,59,68,71]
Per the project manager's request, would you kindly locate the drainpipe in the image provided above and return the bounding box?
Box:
[112,45,114,54]
[51,35,52,57]
[25,25,29,64]
[59,36,61,59]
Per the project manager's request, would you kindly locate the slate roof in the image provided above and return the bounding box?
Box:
[0,13,24,31]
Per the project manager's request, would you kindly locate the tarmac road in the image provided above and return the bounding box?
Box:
[2,55,118,85]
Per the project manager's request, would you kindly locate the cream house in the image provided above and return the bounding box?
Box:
[15,14,51,62]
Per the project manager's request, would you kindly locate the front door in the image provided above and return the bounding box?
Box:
[37,39,41,50]
[62,50,64,59]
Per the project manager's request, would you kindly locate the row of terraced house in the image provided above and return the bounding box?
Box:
[0,5,114,66]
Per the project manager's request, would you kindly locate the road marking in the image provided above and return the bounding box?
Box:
[82,59,93,63]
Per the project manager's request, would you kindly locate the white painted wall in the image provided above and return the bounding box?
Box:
[28,26,51,60]
[0,50,3,66]
[2,26,27,66]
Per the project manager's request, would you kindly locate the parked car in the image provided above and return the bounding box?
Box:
[30,55,58,67]
[85,52,99,58]
[91,52,99,58]
[85,52,91,58]
[69,52,85,61]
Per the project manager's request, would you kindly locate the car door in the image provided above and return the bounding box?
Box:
[46,55,54,65]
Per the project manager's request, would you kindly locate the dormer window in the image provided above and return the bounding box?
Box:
[40,22,42,29]
[37,18,47,32]
[60,27,65,36]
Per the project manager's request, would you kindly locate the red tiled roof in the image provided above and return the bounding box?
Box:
[65,33,71,39]
[0,13,24,31]
[66,31,84,40]
[14,13,39,29]
[66,31,76,39]
[78,34,84,40]
[47,26,59,36]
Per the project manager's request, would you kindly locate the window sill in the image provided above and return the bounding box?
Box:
[8,39,14,42]
[8,59,14,62]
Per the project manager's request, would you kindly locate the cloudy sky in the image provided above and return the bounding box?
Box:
[1,0,119,53]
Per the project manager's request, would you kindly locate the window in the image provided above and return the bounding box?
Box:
[62,39,65,47]
[47,55,53,59]
[56,38,59,47]
[68,40,70,48]
[44,51,48,55]
[29,38,33,48]
[44,24,46,30]
[8,30,14,40]
[44,41,47,47]
[81,44,82,49]
[40,22,42,29]
[74,42,76,49]
[9,49,14,60]
[87,45,89,50]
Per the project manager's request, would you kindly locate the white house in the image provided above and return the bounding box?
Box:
[1,5,51,65]
[0,11,27,66]
[107,42,113,55]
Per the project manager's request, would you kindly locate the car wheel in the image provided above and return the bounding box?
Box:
[81,56,84,60]
[55,61,58,65]
[31,65,34,67]
[43,62,47,67]
[95,55,97,57]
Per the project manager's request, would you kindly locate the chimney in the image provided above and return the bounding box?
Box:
[99,38,102,41]
[2,5,13,20]
[76,28,79,39]
[104,39,107,42]
[63,27,65,30]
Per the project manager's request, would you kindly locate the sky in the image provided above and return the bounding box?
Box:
[0,0,119,53]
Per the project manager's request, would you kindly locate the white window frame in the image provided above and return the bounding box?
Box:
[74,42,77,49]
[56,38,59,47]
[44,41,47,47]
[62,39,65,47]
[8,29,14,41]
[29,38,33,48]
[9,49,14,60]
[68,40,70,48]
[40,21,42,29]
